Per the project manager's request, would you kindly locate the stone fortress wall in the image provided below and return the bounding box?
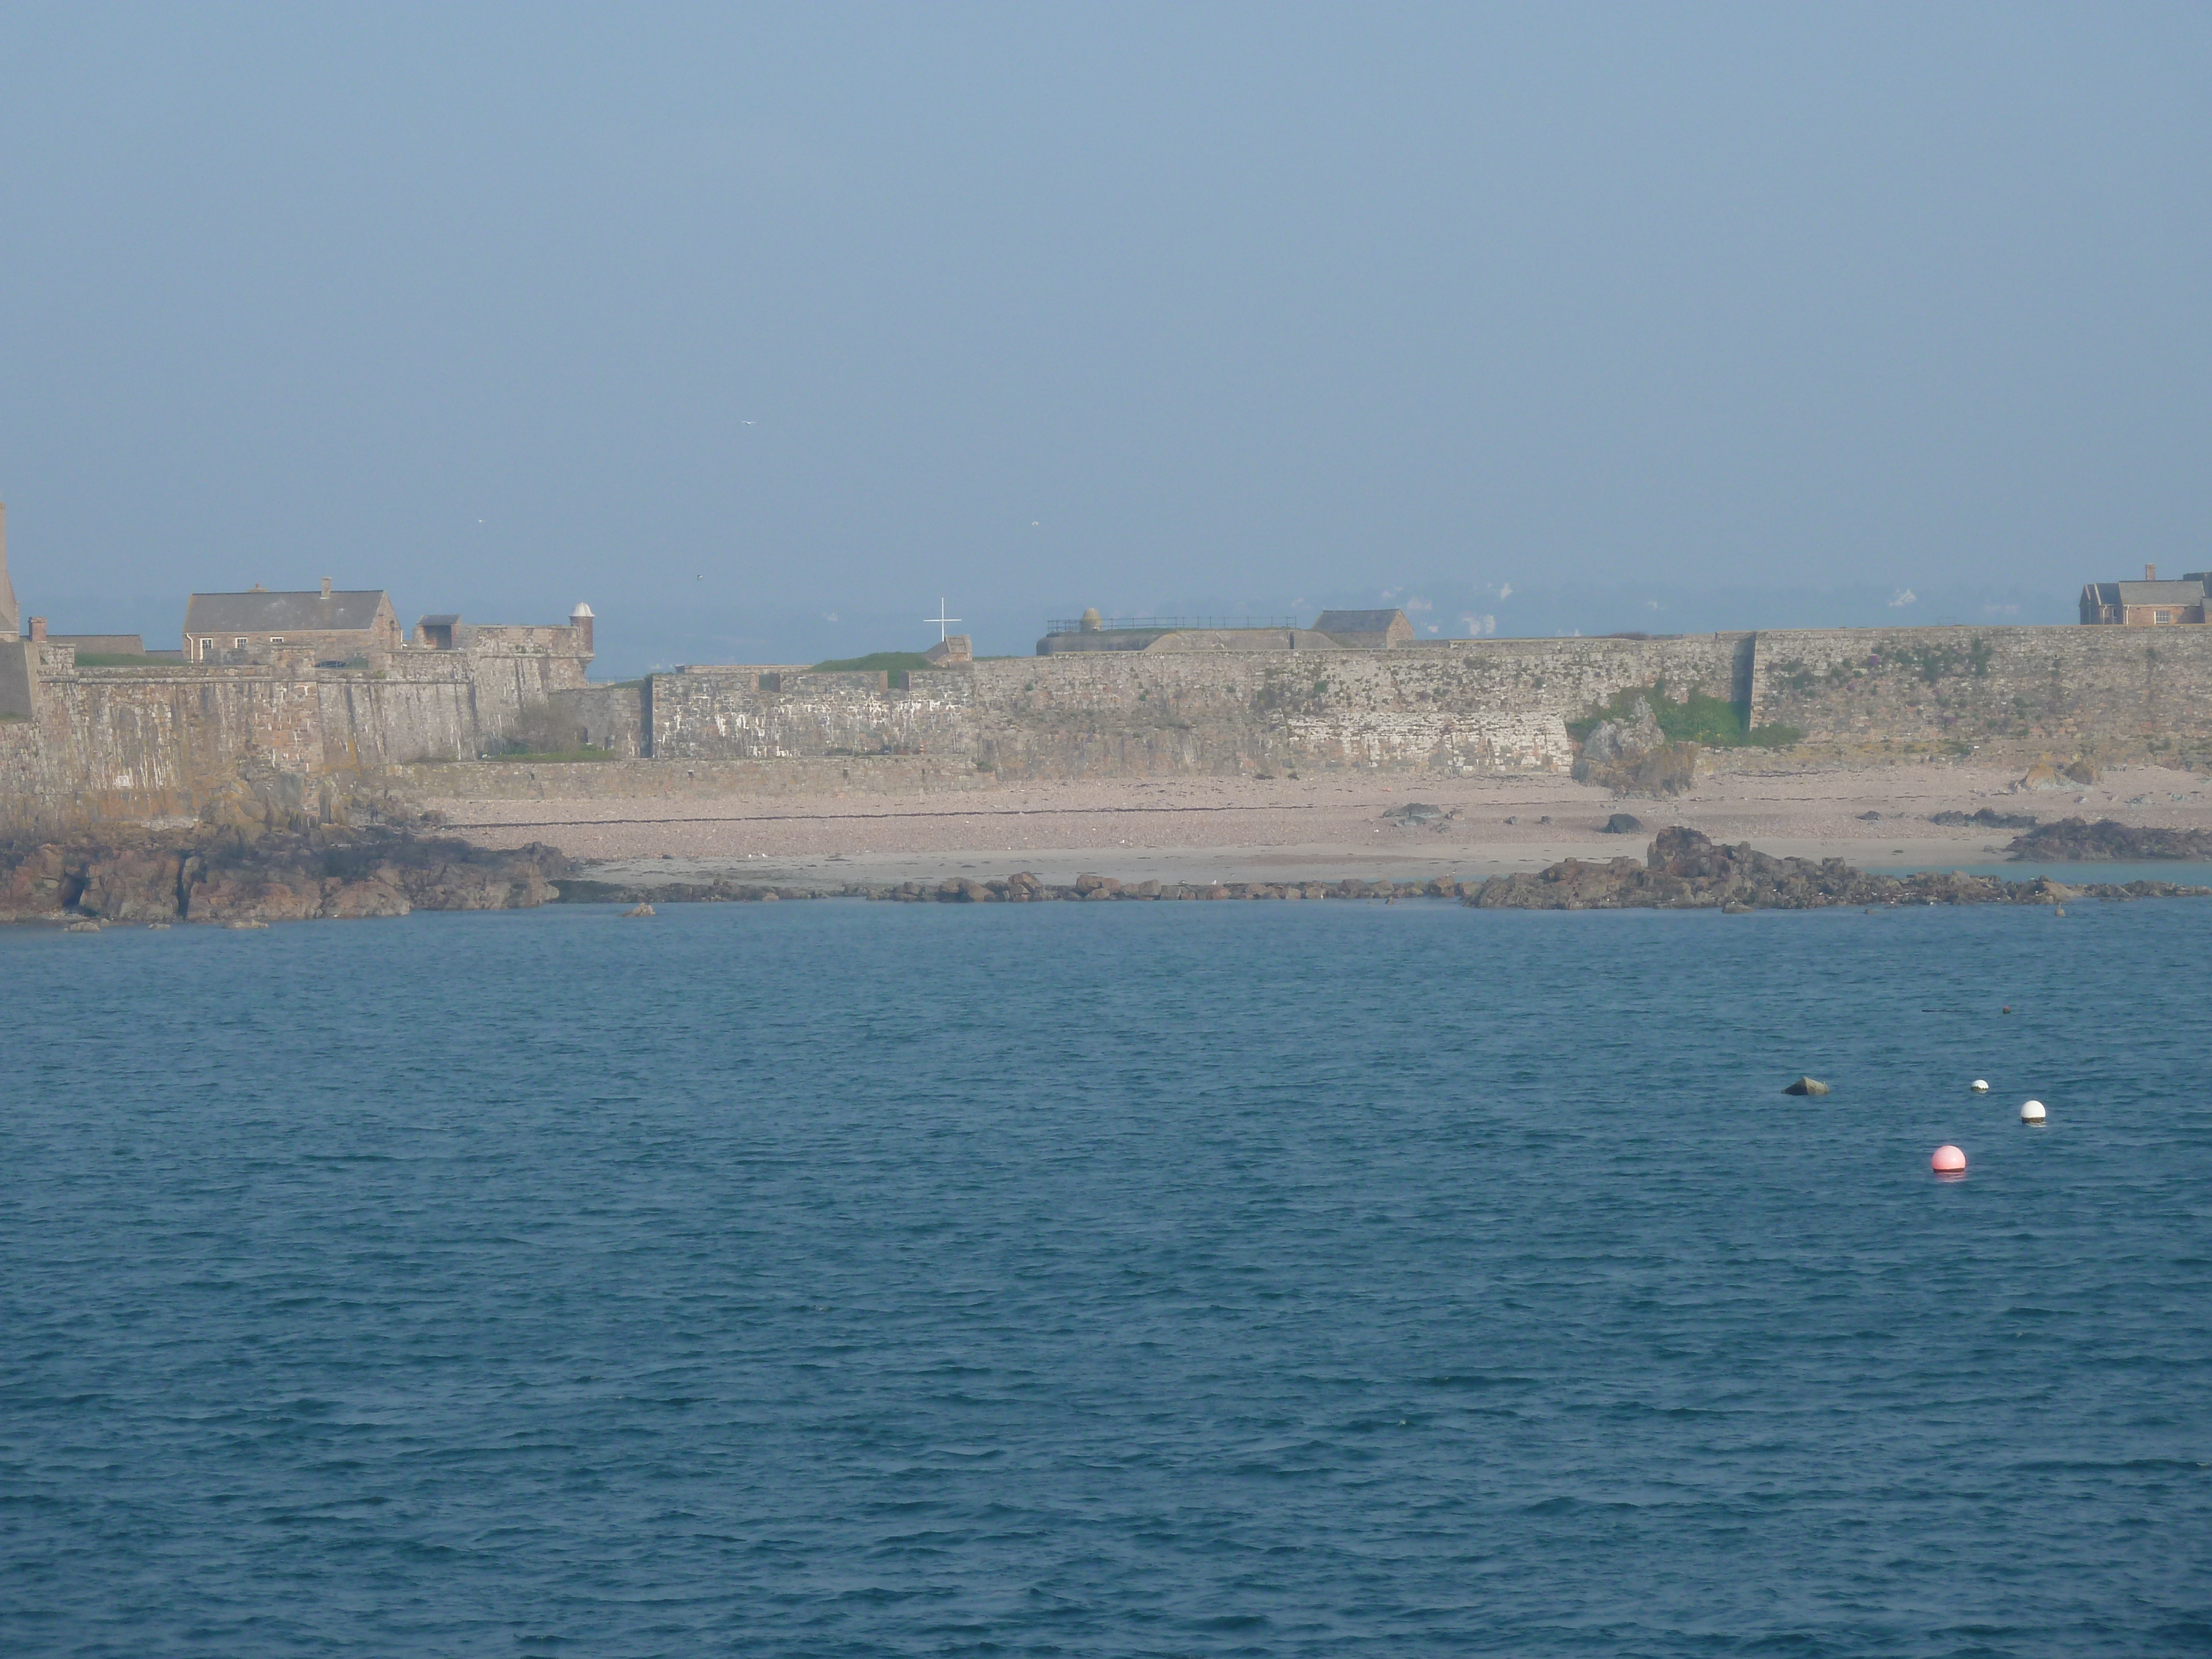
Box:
[7,622,2211,834]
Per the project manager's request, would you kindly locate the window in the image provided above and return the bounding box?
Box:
[269,637,284,645]
[2157,611,2172,624]
[233,637,246,648]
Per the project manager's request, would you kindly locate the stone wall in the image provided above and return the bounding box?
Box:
[550,683,645,758]
[643,634,1747,778]
[395,753,995,803]
[0,648,594,836]
[1745,626,2212,763]
[0,639,34,722]
[647,670,981,762]
[12,623,2212,837]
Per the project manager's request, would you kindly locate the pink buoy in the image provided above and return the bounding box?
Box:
[1932,1144,1966,1174]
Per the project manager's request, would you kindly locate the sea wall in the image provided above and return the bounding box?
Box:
[394,754,994,804]
[10,623,2212,835]
[0,648,594,835]
[1745,626,2212,760]
[641,635,1749,779]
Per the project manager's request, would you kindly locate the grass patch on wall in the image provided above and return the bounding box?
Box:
[1568,682,1801,749]
[810,651,944,674]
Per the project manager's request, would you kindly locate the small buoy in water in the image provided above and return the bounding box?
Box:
[1970,1079,1990,1093]
[1932,1144,1967,1175]
[2002,1005,2012,1015]
[2020,1099,2046,1125]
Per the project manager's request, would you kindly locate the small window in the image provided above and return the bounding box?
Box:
[269,636,284,645]
[233,637,246,648]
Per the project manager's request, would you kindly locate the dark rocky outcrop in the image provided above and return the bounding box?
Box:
[1463,826,2209,910]
[2004,817,2212,860]
[1601,813,1644,834]
[1931,807,2039,829]
[0,827,570,924]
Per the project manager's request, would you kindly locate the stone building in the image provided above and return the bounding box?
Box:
[2079,566,2211,625]
[185,580,403,662]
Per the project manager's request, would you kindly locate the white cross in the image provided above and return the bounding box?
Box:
[927,598,961,641]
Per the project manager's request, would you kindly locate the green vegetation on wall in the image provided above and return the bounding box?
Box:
[1568,682,1802,749]
[809,651,941,674]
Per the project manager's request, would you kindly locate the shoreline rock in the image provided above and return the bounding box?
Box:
[1463,826,2209,910]
[2005,816,2212,861]
[0,827,571,925]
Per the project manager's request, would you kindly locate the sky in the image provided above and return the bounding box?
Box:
[2,3,2208,675]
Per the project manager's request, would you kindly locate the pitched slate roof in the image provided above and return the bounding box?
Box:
[2110,581,2208,607]
[184,591,388,633]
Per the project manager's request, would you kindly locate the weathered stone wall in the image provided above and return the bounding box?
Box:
[0,651,593,835]
[13,623,2212,837]
[549,683,645,758]
[643,635,1746,778]
[395,753,995,803]
[648,670,982,762]
[0,639,34,722]
[1745,626,2212,763]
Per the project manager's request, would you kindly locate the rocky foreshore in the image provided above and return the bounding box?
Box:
[1465,827,2207,910]
[2004,816,2212,860]
[555,830,2210,909]
[0,827,572,925]
[19,822,2207,926]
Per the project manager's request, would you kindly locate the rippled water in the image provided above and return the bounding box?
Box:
[4,900,2209,1656]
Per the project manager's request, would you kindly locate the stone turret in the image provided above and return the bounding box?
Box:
[570,603,594,658]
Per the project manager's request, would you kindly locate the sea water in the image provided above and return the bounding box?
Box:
[2,899,2208,1656]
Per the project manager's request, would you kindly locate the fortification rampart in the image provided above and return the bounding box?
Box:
[8,623,2212,834]
[1744,626,2212,760]
[0,645,598,835]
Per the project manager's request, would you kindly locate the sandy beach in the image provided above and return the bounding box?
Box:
[421,761,2212,891]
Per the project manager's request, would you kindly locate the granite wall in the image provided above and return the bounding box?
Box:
[1743,626,2212,761]
[11,623,2212,836]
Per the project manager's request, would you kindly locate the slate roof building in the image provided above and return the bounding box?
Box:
[184,580,401,662]
[2079,566,2210,625]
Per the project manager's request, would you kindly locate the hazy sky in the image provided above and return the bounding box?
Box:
[3,4,2208,671]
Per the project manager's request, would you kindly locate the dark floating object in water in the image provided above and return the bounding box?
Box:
[1783,1076,1831,1097]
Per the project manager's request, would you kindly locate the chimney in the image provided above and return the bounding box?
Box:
[2146,564,2157,582]
[569,602,594,656]
[321,576,333,598]
[28,617,46,643]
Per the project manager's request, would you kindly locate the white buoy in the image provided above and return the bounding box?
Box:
[1970,1079,1990,1093]
[2020,1099,2046,1125]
